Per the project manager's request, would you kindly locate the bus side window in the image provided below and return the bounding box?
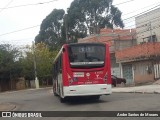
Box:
[59,55,62,73]
[53,64,56,80]
[53,53,63,79]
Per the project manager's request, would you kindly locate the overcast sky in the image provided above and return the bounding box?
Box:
[0,0,159,46]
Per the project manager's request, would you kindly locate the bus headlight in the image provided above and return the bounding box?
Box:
[69,79,73,85]
[67,73,72,85]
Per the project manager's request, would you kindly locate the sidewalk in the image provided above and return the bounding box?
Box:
[112,84,160,94]
[0,103,16,111]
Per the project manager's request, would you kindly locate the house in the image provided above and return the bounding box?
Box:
[116,42,160,85]
[78,28,136,77]
[115,7,160,85]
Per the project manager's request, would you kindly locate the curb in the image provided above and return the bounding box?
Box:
[112,84,160,94]
[112,90,160,94]
[0,103,16,111]
[0,87,52,95]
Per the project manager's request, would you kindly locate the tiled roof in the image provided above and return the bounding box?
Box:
[78,28,136,44]
[78,35,113,46]
[115,42,160,62]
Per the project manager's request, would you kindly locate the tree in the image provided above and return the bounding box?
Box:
[0,44,22,90]
[21,43,57,86]
[0,44,21,78]
[35,9,65,50]
[35,43,55,85]
[20,46,34,81]
[67,0,124,35]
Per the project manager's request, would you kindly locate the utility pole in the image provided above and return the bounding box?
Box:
[32,41,39,89]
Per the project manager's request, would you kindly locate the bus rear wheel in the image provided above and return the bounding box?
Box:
[54,92,58,96]
[60,97,66,103]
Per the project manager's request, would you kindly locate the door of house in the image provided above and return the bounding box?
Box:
[154,62,160,80]
[122,64,133,84]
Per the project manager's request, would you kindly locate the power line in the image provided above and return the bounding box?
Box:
[0,0,58,10]
[124,15,160,28]
[1,14,159,38]
[113,1,160,29]
[114,0,135,6]
[122,2,160,17]
[123,4,160,21]
[0,0,133,10]
[0,25,40,37]
[124,10,160,29]
[122,5,160,28]
[101,16,160,36]
[0,0,159,38]
[114,1,160,26]
[0,37,34,42]
[1,13,159,37]
[0,0,13,13]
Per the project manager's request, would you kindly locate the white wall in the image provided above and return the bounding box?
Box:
[136,8,160,44]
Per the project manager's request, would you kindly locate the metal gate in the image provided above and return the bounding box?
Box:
[122,64,133,84]
[154,62,160,80]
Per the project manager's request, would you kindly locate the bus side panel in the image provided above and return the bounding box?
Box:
[106,44,111,85]
[62,45,69,87]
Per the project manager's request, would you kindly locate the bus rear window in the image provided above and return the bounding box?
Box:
[68,44,105,68]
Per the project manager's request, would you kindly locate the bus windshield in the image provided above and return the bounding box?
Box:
[68,44,105,68]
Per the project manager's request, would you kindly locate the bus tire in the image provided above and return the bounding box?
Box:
[60,97,66,103]
[94,95,100,100]
[54,92,58,96]
[53,87,58,96]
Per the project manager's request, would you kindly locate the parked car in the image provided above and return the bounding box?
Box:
[111,75,126,87]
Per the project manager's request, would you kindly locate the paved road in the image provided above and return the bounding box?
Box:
[0,88,160,120]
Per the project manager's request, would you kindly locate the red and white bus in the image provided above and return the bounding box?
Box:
[52,43,111,102]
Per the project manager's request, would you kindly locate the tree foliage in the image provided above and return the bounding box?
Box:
[20,46,34,80]
[0,44,22,81]
[35,43,56,81]
[67,0,124,35]
[21,43,57,84]
[35,9,65,50]
[35,0,124,50]
[0,43,58,90]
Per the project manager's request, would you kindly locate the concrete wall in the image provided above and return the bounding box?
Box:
[114,39,136,51]
[110,53,120,77]
[16,78,26,90]
[133,61,154,84]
